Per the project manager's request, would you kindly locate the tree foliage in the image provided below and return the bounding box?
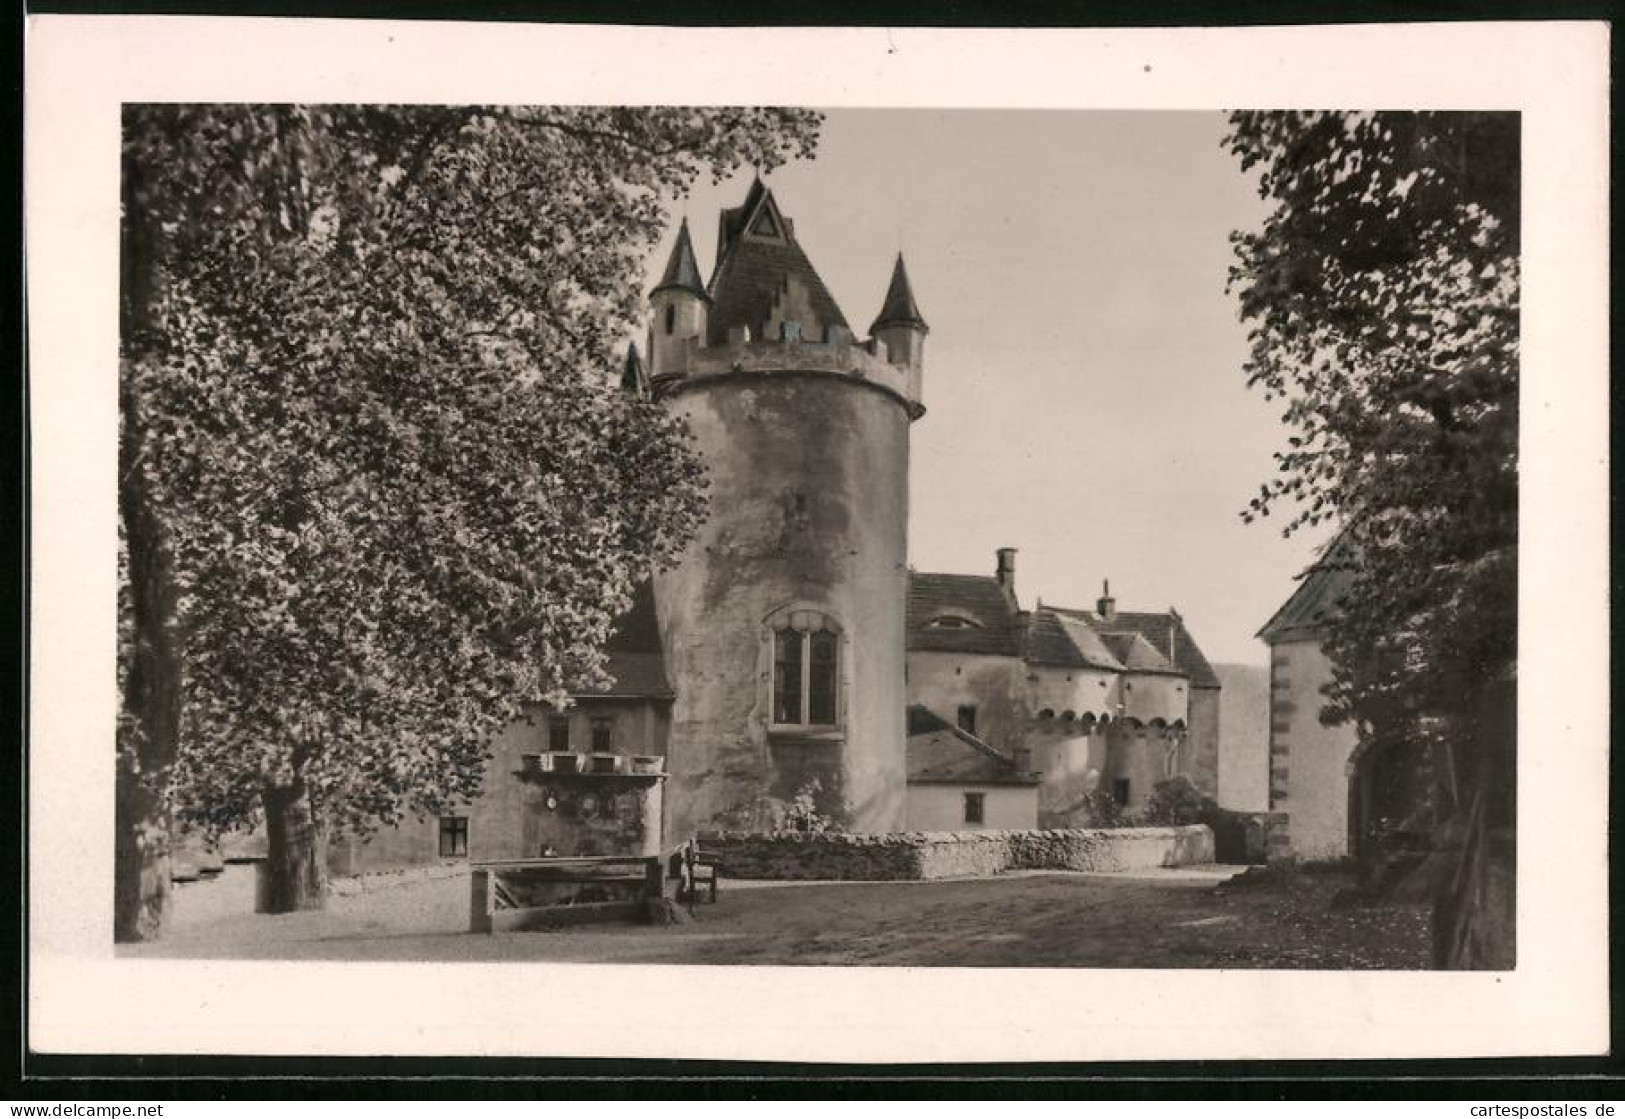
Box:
[120,106,822,855]
[1225,111,1518,751]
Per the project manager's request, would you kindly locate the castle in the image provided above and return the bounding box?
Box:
[330,181,1222,872]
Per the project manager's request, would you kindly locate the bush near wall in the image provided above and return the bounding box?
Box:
[697,825,1215,882]
[1202,809,1290,864]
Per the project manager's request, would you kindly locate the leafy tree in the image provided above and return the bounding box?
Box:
[1225,112,1518,965]
[117,105,821,936]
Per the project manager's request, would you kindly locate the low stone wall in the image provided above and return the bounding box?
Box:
[699,825,1214,882]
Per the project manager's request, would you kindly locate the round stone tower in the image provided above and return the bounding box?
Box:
[648,182,927,838]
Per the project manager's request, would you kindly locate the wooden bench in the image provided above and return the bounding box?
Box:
[468,854,673,933]
[684,843,720,905]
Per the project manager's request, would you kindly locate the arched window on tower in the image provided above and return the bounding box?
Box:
[767,607,843,729]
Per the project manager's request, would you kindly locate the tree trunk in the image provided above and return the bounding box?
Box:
[259,778,328,912]
[114,470,181,943]
[115,131,183,943]
[1432,667,1517,969]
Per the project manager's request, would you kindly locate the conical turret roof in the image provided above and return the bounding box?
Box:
[620,343,646,396]
[651,218,709,302]
[870,253,928,334]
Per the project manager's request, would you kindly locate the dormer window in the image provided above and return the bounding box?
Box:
[927,613,983,630]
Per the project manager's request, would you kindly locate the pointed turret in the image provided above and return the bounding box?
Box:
[870,253,928,334]
[648,218,709,380]
[869,253,928,378]
[621,343,647,397]
[651,219,708,302]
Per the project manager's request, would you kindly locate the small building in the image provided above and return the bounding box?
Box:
[1257,534,1361,860]
[327,583,674,874]
[904,704,1039,831]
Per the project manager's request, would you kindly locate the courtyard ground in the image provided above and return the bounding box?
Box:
[120,861,1431,968]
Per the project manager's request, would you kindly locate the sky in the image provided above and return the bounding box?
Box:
[640,109,1334,667]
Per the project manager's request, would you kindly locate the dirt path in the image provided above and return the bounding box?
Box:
[122,863,1429,968]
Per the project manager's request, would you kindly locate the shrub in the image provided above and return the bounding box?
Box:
[1145,776,1216,826]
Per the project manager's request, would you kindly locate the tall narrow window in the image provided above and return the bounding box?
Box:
[956,705,978,735]
[590,716,615,752]
[768,609,842,729]
[963,793,985,826]
[664,304,676,334]
[1112,778,1131,807]
[547,715,570,751]
[807,628,838,725]
[773,629,804,725]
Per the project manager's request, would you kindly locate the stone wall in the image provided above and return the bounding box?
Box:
[699,825,1214,882]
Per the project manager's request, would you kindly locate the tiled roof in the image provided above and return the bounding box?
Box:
[651,219,708,302]
[1099,631,1177,673]
[1049,604,1221,688]
[705,184,849,345]
[1025,608,1125,671]
[906,705,1036,786]
[907,572,1024,657]
[870,253,928,333]
[1257,530,1357,644]
[574,582,673,699]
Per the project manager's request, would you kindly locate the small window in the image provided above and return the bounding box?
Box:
[438,816,469,858]
[664,304,676,334]
[1112,779,1131,807]
[928,613,983,630]
[547,716,570,751]
[963,792,985,825]
[590,716,615,752]
[956,705,978,735]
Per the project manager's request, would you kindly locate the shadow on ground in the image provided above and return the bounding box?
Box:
[118,862,1430,968]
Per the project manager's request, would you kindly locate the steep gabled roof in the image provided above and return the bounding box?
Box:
[906,705,1037,786]
[705,182,849,345]
[870,253,928,334]
[573,582,674,699]
[1258,530,1358,644]
[1024,608,1125,671]
[651,218,709,302]
[1099,631,1178,674]
[907,572,1024,657]
[1049,604,1221,688]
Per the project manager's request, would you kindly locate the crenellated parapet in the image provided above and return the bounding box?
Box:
[651,334,926,420]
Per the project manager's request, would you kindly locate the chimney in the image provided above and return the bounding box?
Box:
[1097,578,1116,622]
[995,547,1018,600]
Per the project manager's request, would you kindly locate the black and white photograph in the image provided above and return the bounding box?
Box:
[24,18,1608,1065]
